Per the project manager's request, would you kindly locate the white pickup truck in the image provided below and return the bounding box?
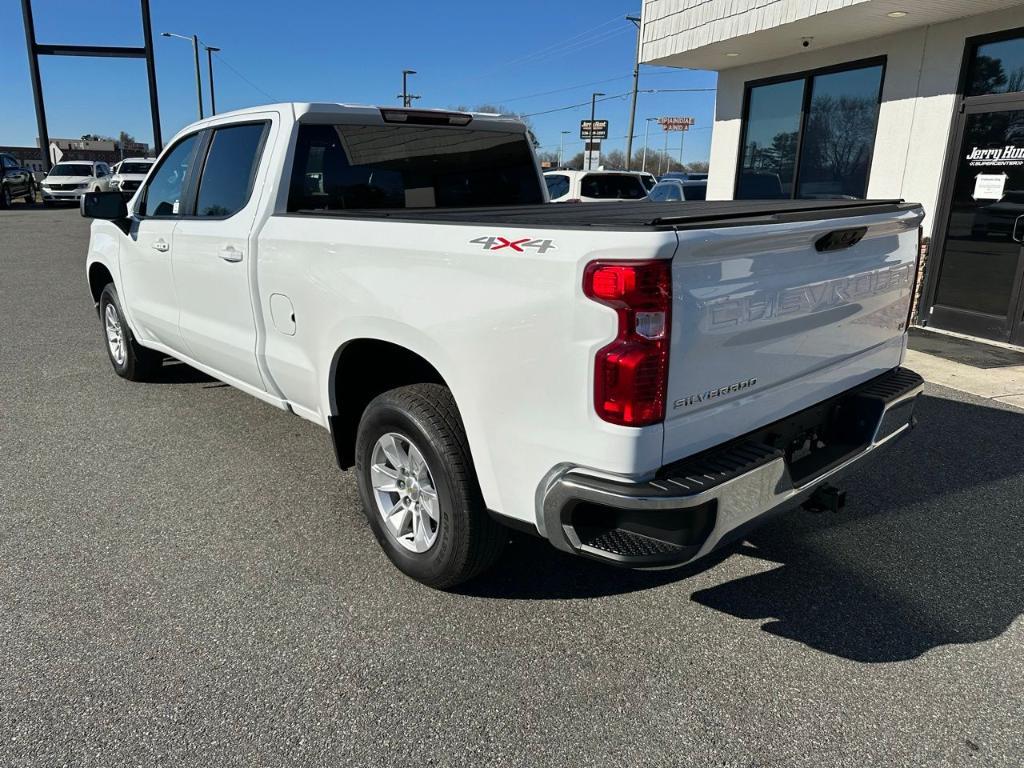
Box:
[82,103,925,588]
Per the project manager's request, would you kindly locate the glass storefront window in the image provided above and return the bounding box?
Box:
[967,36,1024,96]
[737,80,804,199]
[737,60,884,200]
[797,65,884,199]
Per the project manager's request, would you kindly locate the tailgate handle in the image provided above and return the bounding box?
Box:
[816,227,868,252]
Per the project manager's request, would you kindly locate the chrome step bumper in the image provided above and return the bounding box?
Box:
[541,367,924,567]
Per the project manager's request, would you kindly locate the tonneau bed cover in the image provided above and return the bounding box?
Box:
[292,199,915,231]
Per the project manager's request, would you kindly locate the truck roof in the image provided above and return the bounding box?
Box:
[184,102,526,128]
[295,199,920,232]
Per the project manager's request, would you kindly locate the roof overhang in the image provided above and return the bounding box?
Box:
[642,0,1024,70]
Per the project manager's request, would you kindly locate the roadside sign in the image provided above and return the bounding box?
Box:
[658,116,696,132]
[580,119,609,140]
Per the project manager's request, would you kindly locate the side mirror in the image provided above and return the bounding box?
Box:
[81,190,128,220]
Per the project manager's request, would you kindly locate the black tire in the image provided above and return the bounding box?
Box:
[355,384,506,589]
[24,181,35,203]
[0,185,10,209]
[98,283,163,381]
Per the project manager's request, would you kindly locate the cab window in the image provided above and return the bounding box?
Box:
[194,122,267,217]
[138,134,199,217]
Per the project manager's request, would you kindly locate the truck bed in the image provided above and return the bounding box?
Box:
[292,199,916,231]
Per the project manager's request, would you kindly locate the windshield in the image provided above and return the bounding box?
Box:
[118,162,153,175]
[288,123,543,211]
[49,163,92,176]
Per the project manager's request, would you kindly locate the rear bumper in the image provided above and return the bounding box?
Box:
[541,367,924,568]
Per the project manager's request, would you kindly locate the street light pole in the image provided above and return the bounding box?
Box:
[588,92,604,171]
[625,15,641,171]
[161,32,204,119]
[558,130,571,168]
[205,45,220,114]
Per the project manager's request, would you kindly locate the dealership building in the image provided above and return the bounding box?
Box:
[641,0,1024,346]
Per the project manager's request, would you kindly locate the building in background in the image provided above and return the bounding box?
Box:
[641,0,1024,346]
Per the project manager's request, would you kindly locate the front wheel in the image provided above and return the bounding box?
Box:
[355,384,506,589]
[98,283,163,381]
[0,185,11,209]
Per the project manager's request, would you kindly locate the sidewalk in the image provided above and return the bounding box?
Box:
[905,328,1024,409]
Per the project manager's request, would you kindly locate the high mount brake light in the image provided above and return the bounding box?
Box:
[379,109,473,126]
[583,260,672,427]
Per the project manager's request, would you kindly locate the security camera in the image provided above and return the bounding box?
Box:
[801,37,813,48]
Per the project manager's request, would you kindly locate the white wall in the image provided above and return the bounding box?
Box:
[707,6,1024,237]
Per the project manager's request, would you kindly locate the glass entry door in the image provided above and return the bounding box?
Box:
[931,103,1024,345]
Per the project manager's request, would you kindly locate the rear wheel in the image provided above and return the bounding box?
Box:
[24,180,35,203]
[0,185,11,209]
[98,283,163,381]
[355,384,506,589]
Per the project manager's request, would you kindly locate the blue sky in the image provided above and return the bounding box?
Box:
[1,0,717,164]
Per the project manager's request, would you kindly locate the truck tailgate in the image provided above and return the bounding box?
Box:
[662,207,923,466]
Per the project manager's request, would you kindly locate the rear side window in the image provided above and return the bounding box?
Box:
[649,183,682,202]
[139,134,199,217]
[287,123,543,211]
[195,123,267,217]
[545,174,569,199]
[580,174,646,200]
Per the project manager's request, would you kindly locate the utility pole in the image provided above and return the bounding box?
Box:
[642,117,658,173]
[625,15,641,171]
[399,69,419,108]
[661,125,669,175]
[162,32,204,119]
[558,130,571,168]
[205,45,220,114]
[588,92,604,171]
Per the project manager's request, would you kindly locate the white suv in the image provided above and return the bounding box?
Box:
[544,169,652,203]
[110,157,156,198]
[41,161,113,204]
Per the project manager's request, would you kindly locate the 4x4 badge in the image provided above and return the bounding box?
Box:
[470,236,556,253]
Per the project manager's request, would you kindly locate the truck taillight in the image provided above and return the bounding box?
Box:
[583,260,672,427]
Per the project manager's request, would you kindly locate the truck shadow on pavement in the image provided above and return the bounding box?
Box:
[465,393,1024,663]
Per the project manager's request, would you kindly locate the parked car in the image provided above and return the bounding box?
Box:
[648,179,708,202]
[110,157,156,198]
[40,161,113,205]
[82,102,924,589]
[0,152,37,208]
[544,169,650,202]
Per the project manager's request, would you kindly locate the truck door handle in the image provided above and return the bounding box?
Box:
[219,246,243,263]
[1013,215,1024,244]
[152,239,169,252]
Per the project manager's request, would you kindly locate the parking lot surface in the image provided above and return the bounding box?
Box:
[1,206,1022,767]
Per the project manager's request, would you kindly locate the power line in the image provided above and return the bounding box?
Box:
[212,51,277,102]
[523,88,715,118]
[495,71,704,105]
[446,14,628,88]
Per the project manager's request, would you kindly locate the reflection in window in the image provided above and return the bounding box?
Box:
[797,65,883,199]
[968,36,1024,97]
[737,80,803,199]
[737,62,884,200]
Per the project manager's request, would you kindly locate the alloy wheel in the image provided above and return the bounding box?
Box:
[369,432,441,553]
[104,304,126,366]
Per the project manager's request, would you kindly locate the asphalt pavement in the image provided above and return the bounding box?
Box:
[1,204,1022,767]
